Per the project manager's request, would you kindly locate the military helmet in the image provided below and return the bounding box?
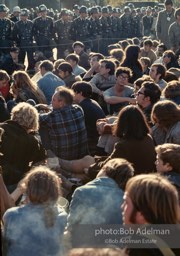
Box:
[91,7,98,15]
[39,4,47,12]
[20,8,29,16]
[61,9,69,16]
[101,7,109,14]
[79,6,87,14]
[0,4,8,13]
[73,5,80,11]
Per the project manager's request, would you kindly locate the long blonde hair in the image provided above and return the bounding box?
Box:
[12,70,47,104]
[25,166,62,228]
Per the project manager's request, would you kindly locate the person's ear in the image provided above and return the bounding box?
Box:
[164,162,173,171]
[136,211,148,224]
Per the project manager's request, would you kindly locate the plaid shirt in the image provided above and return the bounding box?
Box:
[40,104,88,160]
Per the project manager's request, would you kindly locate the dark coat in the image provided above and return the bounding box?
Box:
[89,135,156,179]
[0,120,46,185]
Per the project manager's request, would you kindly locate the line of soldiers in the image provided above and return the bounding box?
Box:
[0,3,162,69]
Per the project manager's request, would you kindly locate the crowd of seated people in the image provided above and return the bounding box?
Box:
[0,4,180,255]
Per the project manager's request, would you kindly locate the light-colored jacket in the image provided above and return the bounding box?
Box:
[168,21,180,51]
[156,8,175,49]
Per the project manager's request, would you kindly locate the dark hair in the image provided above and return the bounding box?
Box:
[119,40,129,50]
[164,72,178,82]
[102,158,134,191]
[140,57,151,67]
[164,0,173,6]
[158,43,167,52]
[121,45,143,73]
[134,75,152,88]
[58,62,73,74]
[156,143,180,173]
[90,53,104,61]
[0,70,10,81]
[72,41,85,49]
[114,105,150,140]
[151,100,180,128]
[175,8,180,19]
[115,66,132,78]
[151,64,167,79]
[132,37,140,46]
[66,53,79,64]
[142,81,161,104]
[100,59,116,75]
[39,60,54,72]
[163,80,180,99]
[163,50,178,69]
[72,81,92,98]
[144,39,153,47]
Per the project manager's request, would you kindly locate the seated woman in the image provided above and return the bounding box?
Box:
[0,102,46,188]
[0,70,11,102]
[3,166,67,256]
[58,105,156,179]
[7,70,47,112]
[162,50,179,70]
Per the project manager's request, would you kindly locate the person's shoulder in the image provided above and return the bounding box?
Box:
[3,206,22,220]
[46,16,53,22]
[125,85,134,92]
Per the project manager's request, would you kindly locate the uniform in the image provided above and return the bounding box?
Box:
[70,6,91,49]
[120,13,133,39]
[13,10,34,70]
[33,5,54,57]
[54,11,73,59]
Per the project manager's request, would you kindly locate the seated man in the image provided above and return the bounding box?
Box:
[140,39,157,65]
[149,63,167,90]
[122,173,179,255]
[83,53,104,81]
[65,53,87,76]
[103,67,135,115]
[67,158,134,229]
[37,60,65,104]
[39,87,89,160]
[155,143,180,203]
[0,47,20,76]
[58,62,81,88]
[72,81,105,155]
[136,81,161,126]
[72,41,90,70]
[89,59,116,96]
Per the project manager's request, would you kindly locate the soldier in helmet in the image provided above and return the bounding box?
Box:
[88,7,101,52]
[0,4,14,57]
[12,9,34,71]
[73,5,80,20]
[33,5,54,58]
[54,9,73,59]
[10,6,21,23]
[111,8,121,43]
[131,9,142,38]
[70,6,90,49]
[120,6,133,39]
[99,7,111,55]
